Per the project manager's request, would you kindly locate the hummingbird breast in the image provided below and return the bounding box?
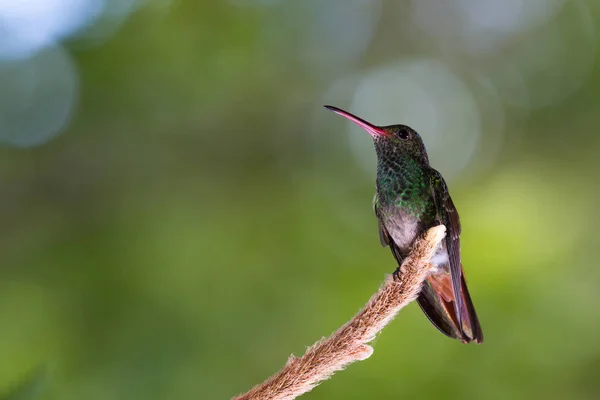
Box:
[379,204,428,255]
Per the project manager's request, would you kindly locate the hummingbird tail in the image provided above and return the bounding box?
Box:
[417,266,483,344]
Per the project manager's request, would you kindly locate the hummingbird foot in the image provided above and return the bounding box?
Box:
[392,266,402,281]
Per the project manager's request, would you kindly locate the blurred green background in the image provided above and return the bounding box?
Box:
[1,0,600,399]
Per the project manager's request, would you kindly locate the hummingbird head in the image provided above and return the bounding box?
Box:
[324,105,430,165]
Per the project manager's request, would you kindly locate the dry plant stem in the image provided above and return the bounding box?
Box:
[233,225,447,400]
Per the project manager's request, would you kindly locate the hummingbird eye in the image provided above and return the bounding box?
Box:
[397,128,409,140]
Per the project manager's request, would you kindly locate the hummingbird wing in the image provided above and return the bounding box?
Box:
[429,169,463,328]
[429,169,483,343]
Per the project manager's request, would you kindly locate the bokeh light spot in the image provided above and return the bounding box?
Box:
[0,46,79,148]
[348,58,482,181]
[0,0,105,61]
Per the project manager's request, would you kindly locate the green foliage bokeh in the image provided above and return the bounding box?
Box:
[1,1,600,399]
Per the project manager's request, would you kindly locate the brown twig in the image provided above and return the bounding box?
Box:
[233,225,446,400]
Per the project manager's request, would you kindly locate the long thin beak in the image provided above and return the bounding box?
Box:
[324,105,388,137]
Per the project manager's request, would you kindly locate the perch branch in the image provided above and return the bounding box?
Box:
[233,225,446,400]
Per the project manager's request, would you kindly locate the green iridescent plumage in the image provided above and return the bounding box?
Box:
[375,142,433,218]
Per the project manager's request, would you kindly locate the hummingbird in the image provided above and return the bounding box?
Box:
[325,105,483,344]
